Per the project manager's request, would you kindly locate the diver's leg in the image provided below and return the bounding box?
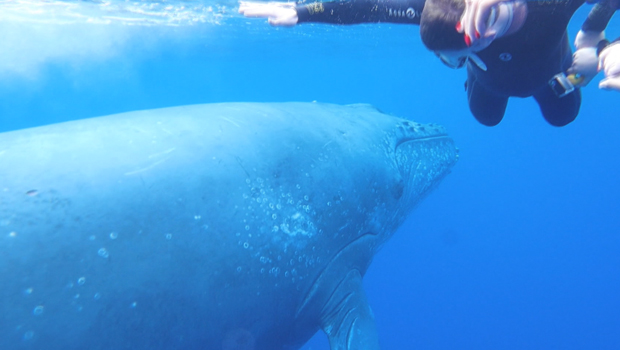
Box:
[466,70,509,126]
[533,86,581,127]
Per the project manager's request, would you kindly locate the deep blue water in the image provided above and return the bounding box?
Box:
[1,1,619,349]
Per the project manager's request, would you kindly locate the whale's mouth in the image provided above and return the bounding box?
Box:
[395,134,451,149]
[393,128,458,211]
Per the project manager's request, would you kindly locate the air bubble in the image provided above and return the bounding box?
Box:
[245,225,250,231]
[109,232,118,240]
[272,214,277,220]
[236,266,242,272]
[77,277,86,285]
[98,248,109,258]
[131,302,137,308]
[296,184,301,189]
[304,195,309,201]
[245,178,251,184]
[276,204,282,210]
[89,235,96,241]
[194,215,201,220]
[327,201,332,206]
[236,232,241,237]
[23,331,34,341]
[8,231,16,237]
[94,293,101,300]
[165,234,172,240]
[33,305,44,316]
[243,242,249,249]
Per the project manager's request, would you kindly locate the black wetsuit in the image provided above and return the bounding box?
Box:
[582,0,620,56]
[295,0,613,126]
[296,0,425,25]
[467,0,584,127]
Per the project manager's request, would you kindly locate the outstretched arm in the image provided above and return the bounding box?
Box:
[239,1,299,26]
[239,0,425,26]
[569,0,619,87]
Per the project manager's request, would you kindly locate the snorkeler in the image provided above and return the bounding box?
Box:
[458,0,620,91]
[240,0,614,126]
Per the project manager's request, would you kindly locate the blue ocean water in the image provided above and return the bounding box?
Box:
[0,1,618,349]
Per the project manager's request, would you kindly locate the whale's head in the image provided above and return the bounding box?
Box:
[392,119,458,215]
[363,117,458,247]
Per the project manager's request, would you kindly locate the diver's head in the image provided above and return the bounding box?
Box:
[420,0,467,53]
[420,0,471,69]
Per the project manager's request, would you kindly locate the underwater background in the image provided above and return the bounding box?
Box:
[0,1,618,349]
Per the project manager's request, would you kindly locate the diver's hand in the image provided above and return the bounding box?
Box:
[567,47,599,87]
[457,0,519,50]
[239,1,298,26]
[598,42,620,91]
[574,30,606,50]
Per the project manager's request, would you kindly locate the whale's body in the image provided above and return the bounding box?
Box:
[0,102,457,350]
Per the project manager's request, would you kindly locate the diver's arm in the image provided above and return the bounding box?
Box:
[296,0,424,25]
[568,0,617,87]
[581,0,618,33]
[239,0,424,26]
[575,0,618,49]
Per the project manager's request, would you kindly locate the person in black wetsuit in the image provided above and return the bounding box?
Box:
[239,0,615,126]
[419,0,588,126]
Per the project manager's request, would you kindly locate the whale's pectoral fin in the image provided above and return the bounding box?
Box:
[320,269,380,350]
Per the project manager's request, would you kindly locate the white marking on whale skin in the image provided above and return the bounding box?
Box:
[220,117,241,128]
[147,147,176,159]
[124,156,170,176]
[124,148,176,175]
[155,121,174,135]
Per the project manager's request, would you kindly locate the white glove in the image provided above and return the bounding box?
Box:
[574,30,606,50]
[567,47,600,87]
[598,42,620,91]
[239,1,298,26]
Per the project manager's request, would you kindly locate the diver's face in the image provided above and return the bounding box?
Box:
[435,48,472,69]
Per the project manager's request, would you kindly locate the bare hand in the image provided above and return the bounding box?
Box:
[598,43,620,91]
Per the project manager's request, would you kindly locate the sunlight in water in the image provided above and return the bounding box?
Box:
[0,0,234,26]
[0,0,238,77]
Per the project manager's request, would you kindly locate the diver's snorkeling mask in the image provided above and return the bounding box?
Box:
[433,0,517,72]
[436,52,488,71]
[436,0,516,71]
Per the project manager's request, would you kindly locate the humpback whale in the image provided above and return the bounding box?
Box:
[0,102,457,350]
